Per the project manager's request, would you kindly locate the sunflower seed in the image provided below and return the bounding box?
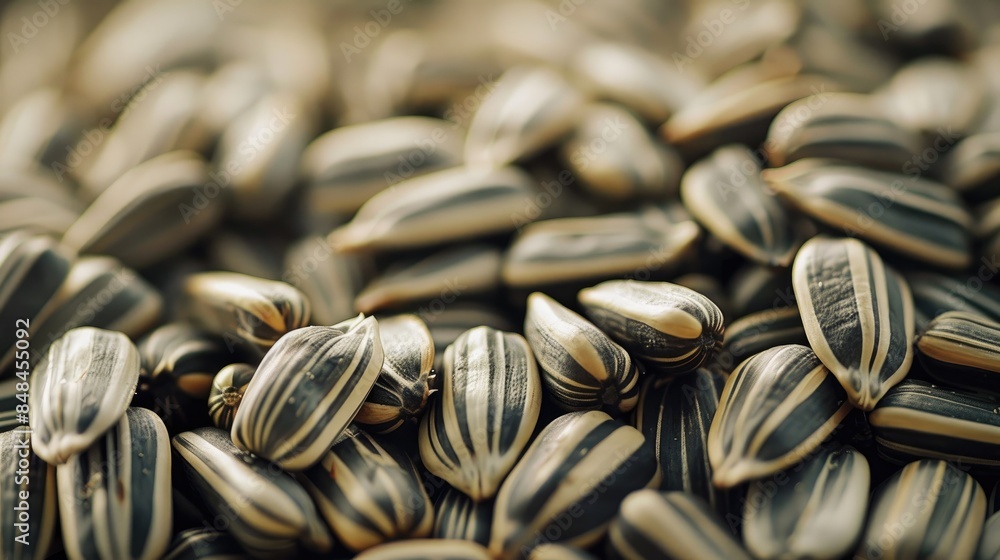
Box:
[978,511,1000,560]
[355,314,433,434]
[207,363,255,432]
[171,427,333,557]
[282,235,369,325]
[578,280,724,375]
[0,88,82,172]
[766,159,973,269]
[353,539,492,560]
[909,271,1000,330]
[299,426,433,551]
[0,168,83,237]
[300,116,464,216]
[869,380,1000,468]
[179,61,272,155]
[0,378,27,433]
[674,274,732,323]
[743,444,870,560]
[181,272,310,356]
[416,303,515,374]
[792,236,914,410]
[939,132,1000,204]
[57,407,172,560]
[489,411,660,558]
[329,165,536,253]
[723,307,808,363]
[206,230,287,282]
[464,66,584,168]
[0,231,74,373]
[433,485,492,546]
[356,245,501,314]
[0,427,57,560]
[162,527,246,560]
[503,205,701,289]
[63,150,220,270]
[709,344,852,487]
[528,543,598,560]
[877,57,987,136]
[419,326,541,501]
[855,459,986,560]
[681,144,799,267]
[607,490,751,560]
[524,292,639,414]
[231,315,384,470]
[916,311,1000,393]
[728,263,794,317]
[29,327,140,465]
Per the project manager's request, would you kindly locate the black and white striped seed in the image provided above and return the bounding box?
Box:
[0,427,57,560]
[207,363,255,432]
[917,311,1000,393]
[433,485,493,546]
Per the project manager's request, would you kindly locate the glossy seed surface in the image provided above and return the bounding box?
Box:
[207,363,255,432]
[0,428,57,560]
[916,311,1000,393]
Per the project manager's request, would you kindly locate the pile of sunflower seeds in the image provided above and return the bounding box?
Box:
[2,0,1000,558]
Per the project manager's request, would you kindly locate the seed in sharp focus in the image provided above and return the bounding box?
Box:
[489,411,660,559]
[765,159,973,270]
[329,165,536,253]
[723,306,808,363]
[231,315,384,470]
[680,144,799,267]
[502,204,701,289]
[352,539,493,560]
[419,326,542,501]
[56,408,172,560]
[743,444,870,560]
[29,327,140,465]
[181,271,310,356]
[433,485,493,546]
[792,236,914,410]
[708,344,852,488]
[464,65,584,168]
[207,363,255,432]
[908,271,1000,331]
[916,311,1000,393]
[856,460,986,560]
[282,235,369,326]
[299,425,432,551]
[868,380,1000,468]
[577,279,724,375]
[528,543,599,560]
[0,427,57,560]
[607,491,751,560]
[355,314,433,434]
[171,427,333,556]
[524,292,639,414]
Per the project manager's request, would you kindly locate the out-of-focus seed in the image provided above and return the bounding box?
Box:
[207,363,255,432]
[909,272,1000,330]
[0,427,57,560]
[282,235,368,326]
[917,311,1000,393]
[161,527,246,560]
[529,543,599,560]
[978,511,1000,560]
[417,303,515,374]
[723,307,808,362]
[353,539,492,560]
[0,169,83,237]
[939,132,1000,204]
[877,57,987,136]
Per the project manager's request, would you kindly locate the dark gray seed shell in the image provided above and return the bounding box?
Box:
[855,460,985,560]
[766,159,973,269]
[909,272,1000,331]
[607,491,751,560]
[708,344,852,488]
[792,236,914,410]
[917,311,1000,393]
[207,363,255,432]
[162,528,246,560]
[30,327,140,465]
[231,316,384,470]
[869,380,1000,468]
[578,280,724,375]
[743,445,870,560]
[353,539,492,560]
[0,427,57,560]
[723,307,808,364]
[282,235,369,326]
[728,263,795,318]
[171,427,333,557]
[433,485,492,546]
[489,411,660,558]
[419,326,542,501]
[524,292,639,414]
[57,407,172,560]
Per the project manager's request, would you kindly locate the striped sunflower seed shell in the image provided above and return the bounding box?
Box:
[171,427,333,557]
[524,292,639,414]
[708,344,852,488]
[502,205,701,289]
[765,159,973,269]
[0,378,27,432]
[722,307,808,365]
[529,543,599,560]
[162,528,246,560]
[282,235,369,326]
[231,316,384,470]
[680,144,799,267]
[607,491,751,560]
[419,326,542,501]
[909,272,1000,330]
[0,427,57,560]
[355,314,432,434]
[181,271,310,356]
[631,369,729,513]
[978,511,1000,560]
[57,407,172,560]
[417,303,515,374]
[917,311,1000,393]
[792,236,914,410]
[464,65,584,168]
[433,485,493,546]
[869,380,1000,469]
[742,444,870,560]
[0,231,74,373]
[939,132,1000,204]
[489,411,660,559]
[353,539,492,560]
[855,460,986,560]
[207,363,255,431]
[329,165,536,253]
[299,426,432,551]
[29,327,140,465]
[577,280,724,375]
[728,263,794,317]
